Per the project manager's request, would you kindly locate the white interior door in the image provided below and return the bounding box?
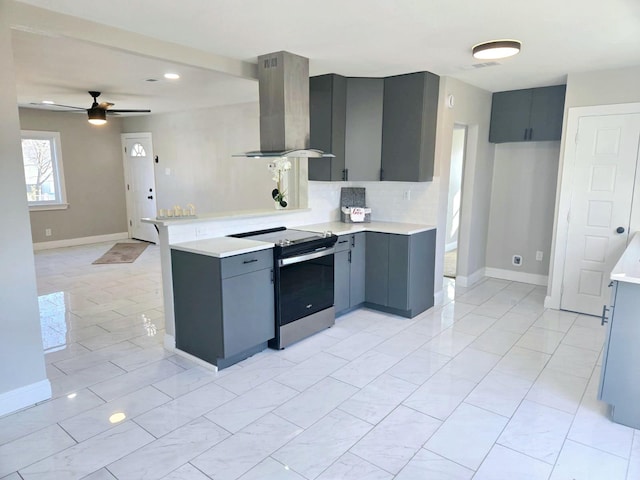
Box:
[561,113,640,315]
[122,133,157,243]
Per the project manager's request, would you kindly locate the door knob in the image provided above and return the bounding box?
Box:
[147,195,154,200]
[616,226,625,234]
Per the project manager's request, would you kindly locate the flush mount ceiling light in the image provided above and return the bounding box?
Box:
[87,107,107,125]
[472,39,521,60]
[164,72,180,80]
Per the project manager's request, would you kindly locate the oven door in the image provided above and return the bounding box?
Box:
[277,249,334,326]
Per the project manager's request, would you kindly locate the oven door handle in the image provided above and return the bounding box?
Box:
[278,247,335,267]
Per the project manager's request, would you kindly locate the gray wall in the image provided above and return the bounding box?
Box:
[122,102,281,214]
[0,0,48,411]
[435,77,495,283]
[486,142,560,276]
[19,108,128,243]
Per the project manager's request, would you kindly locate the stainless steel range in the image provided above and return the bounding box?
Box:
[230,227,338,349]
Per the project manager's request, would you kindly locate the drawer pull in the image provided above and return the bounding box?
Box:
[243,259,258,264]
[338,239,348,244]
[601,305,610,326]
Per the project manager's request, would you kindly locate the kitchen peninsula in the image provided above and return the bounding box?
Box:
[598,233,640,428]
[143,210,436,370]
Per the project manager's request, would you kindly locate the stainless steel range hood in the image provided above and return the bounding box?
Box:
[235,51,334,159]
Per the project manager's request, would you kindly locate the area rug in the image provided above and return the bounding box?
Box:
[92,242,148,264]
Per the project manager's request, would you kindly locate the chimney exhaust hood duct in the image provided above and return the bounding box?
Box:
[235,51,334,159]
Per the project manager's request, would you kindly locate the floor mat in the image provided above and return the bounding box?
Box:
[92,242,148,264]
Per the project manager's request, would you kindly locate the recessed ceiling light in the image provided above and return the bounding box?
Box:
[164,73,180,80]
[42,100,55,104]
[472,40,521,60]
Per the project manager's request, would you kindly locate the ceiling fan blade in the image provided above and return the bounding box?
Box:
[106,109,151,113]
[29,102,86,110]
[98,102,115,109]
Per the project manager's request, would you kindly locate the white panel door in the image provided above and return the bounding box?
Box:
[561,113,640,315]
[122,133,158,243]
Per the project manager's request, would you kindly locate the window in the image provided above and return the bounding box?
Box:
[21,130,68,210]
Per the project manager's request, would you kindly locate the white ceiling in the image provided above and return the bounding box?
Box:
[10,0,640,115]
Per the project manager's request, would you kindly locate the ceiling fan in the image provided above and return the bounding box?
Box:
[32,91,151,125]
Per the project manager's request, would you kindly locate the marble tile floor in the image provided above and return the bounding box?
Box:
[1,241,638,479]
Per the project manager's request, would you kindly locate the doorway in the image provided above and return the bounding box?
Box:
[560,113,640,315]
[121,133,158,244]
[444,124,467,278]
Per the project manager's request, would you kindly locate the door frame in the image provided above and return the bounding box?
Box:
[121,132,157,242]
[444,124,468,278]
[546,102,640,310]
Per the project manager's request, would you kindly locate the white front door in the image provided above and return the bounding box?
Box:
[122,133,158,243]
[561,113,640,315]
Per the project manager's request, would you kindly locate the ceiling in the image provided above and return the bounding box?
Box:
[10,0,640,115]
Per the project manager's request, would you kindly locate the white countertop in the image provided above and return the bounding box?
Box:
[142,207,310,227]
[611,233,640,284]
[299,221,436,236]
[170,237,273,258]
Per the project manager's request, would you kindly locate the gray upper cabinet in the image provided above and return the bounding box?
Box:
[345,78,384,181]
[489,85,566,143]
[309,74,347,181]
[381,71,440,182]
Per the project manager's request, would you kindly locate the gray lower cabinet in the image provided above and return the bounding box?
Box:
[334,233,366,315]
[489,85,566,143]
[365,229,435,318]
[171,248,275,369]
[598,280,640,428]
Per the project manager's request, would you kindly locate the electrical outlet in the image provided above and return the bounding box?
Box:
[403,190,411,201]
[536,251,544,261]
[512,255,522,266]
[45,228,52,237]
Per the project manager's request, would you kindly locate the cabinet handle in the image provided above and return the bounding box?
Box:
[342,169,349,181]
[270,269,274,283]
[529,128,533,140]
[523,128,528,141]
[348,250,352,263]
[243,258,258,264]
[351,236,355,247]
[608,281,614,288]
[601,305,610,326]
[338,239,348,244]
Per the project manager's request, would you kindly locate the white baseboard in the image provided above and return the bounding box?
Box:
[0,379,52,417]
[456,268,486,288]
[484,267,548,286]
[164,333,176,351]
[544,295,560,310]
[33,232,129,251]
[433,289,444,306]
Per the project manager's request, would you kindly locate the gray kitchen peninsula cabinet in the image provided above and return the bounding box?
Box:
[334,233,366,315]
[365,229,436,317]
[381,71,439,182]
[489,85,566,143]
[171,248,274,369]
[598,280,640,428]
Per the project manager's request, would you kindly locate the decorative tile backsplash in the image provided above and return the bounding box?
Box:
[309,179,440,225]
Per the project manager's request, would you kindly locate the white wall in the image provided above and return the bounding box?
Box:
[547,65,640,306]
[445,126,465,250]
[0,0,49,416]
[486,142,560,278]
[122,102,285,214]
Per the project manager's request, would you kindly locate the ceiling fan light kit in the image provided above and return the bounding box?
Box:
[88,106,107,125]
[472,39,521,60]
